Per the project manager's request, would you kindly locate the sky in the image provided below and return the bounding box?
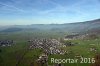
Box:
[0,0,100,25]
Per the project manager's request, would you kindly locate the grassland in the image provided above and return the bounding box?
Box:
[0,31,100,66]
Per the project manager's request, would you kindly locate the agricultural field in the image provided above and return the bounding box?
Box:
[0,31,100,66]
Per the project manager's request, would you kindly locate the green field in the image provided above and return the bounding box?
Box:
[0,31,100,66]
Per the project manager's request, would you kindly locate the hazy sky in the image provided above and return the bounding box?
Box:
[0,0,100,25]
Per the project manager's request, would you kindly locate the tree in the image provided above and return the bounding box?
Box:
[0,49,1,53]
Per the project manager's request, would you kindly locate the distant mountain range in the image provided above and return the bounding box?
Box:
[0,19,100,34]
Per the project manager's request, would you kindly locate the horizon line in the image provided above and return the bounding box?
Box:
[0,18,99,26]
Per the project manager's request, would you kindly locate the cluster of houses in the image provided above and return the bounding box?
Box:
[64,34,80,40]
[89,44,98,52]
[28,38,71,66]
[0,40,13,47]
[64,41,77,46]
[28,38,66,55]
[36,53,64,66]
[64,33,98,40]
[36,53,48,66]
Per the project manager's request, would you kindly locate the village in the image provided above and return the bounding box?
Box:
[27,37,97,66]
[0,40,14,47]
[28,38,76,66]
[28,38,67,55]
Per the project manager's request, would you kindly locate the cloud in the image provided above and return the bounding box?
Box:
[0,2,25,13]
[0,2,26,13]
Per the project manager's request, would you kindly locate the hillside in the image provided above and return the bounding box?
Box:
[0,18,100,34]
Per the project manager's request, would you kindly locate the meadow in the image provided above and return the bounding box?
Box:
[0,31,100,66]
